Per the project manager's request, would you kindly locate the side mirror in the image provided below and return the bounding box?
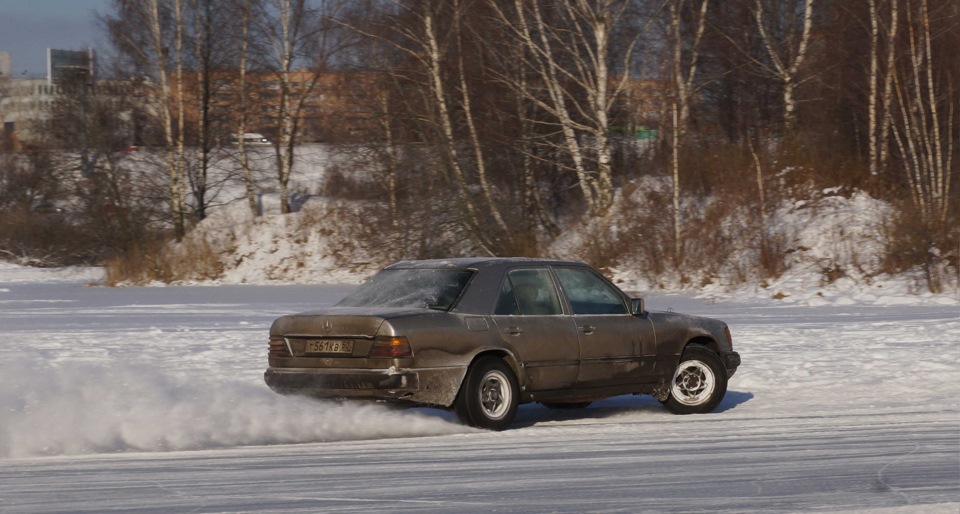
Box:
[631,298,645,316]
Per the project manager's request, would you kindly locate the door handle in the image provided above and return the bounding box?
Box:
[579,325,596,335]
[507,326,524,336]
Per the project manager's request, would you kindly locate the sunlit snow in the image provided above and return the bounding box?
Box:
[0,263,956,512]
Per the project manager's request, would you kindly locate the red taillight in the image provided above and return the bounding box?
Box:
[269,336,291,357]
[724,325,733,349]
[368,336,413,358]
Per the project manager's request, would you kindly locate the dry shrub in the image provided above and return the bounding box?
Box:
[679,140,755,198]
[316,146,503,263]
[295,200,385,269]
[0,206,117,267]
[881,202,959,293]
[320,163,383,201]
[774,134,874,196]
[562,180,671,283]
[104,235,225,285]
[619,186,673,281]
[577,164,791,289]
[676,195,789,287]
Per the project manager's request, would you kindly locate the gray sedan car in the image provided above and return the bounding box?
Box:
[265,258,740,430]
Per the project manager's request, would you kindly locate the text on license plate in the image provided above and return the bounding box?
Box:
[304,339,354,354]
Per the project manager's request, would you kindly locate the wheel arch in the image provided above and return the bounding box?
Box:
[469,349,522,381]
[684,336,719,354]
[456,349,524,393]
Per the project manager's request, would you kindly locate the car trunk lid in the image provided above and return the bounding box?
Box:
[269,307,425,363]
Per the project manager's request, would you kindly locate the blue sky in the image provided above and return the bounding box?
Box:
[0,0,110,77]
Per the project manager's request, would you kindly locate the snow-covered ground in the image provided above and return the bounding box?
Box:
[0,265,957,512]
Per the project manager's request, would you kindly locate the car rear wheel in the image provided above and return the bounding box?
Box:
[454,356,519,430]
[662,346,727,414]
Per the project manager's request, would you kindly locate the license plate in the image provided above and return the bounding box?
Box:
[304,339,354,354]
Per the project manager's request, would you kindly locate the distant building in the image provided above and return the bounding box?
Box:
[47,48,94,85]
[1,79,59,147]
[0,51,11,79]
[170,69,379,144]
[0,48,135,150]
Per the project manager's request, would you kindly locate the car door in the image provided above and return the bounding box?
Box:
[490,268,580,392]
[553,266,657,389]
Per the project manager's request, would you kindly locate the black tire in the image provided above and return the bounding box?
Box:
[454,356,519,430]
[540,401,592,409]
[662,346,728,414]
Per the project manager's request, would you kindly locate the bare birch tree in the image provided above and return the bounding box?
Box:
[107,0,188,239]
[876,0,899,175]
[867,0,899,177]
[185,0,234,221]
[752,0,814,133]
[890,0,954,224]
[172,0,187,233]
[665,0,709,266]
[489,0,638,217]
[259,0,348,214]
[234,0,261,217]
[343,0,514,254]
[420,3,492,249]
[263,0,306,215]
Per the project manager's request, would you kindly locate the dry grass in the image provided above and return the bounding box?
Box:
[103,235,226,286]
[880,204,959,294]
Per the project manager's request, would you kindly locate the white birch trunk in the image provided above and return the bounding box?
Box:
[878,0,899,174]
[491,0,630,216]
[868,0,880,177]
[192,0,209,219]
[672,103,682,265]
[422,9,490,253]
[147,0,185,240]
[890,0,953,224]
[453,0,509,236]
[275,0,294,215]
[754,0,815,132]
[667,0,709,266]
[174,0,187,229]
[376,91,399,228]
[237,0,259,217]
[527,1,598,215]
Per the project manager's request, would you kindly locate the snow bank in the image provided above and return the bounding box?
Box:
[604,188,958,307]
[0,262,102,284]
[164,195,374,286]
[697,191,958,306]
[0,356,471,458]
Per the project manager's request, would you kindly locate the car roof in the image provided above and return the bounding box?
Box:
[380,258,613,315]
[384,257,589,271]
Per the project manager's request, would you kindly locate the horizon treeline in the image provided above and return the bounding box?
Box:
[0,0,957,291]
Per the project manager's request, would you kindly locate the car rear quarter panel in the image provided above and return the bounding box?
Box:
[384,313,522,406]
[382,314,504,365]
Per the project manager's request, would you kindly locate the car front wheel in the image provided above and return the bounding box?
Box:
[454,356,519,430]
[662,346,728,414]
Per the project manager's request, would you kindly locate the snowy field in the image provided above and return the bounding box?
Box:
[0,264,958,513]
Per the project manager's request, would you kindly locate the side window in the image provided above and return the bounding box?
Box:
[494,279,519,315]
[554,267,627,315]
[494,268,563,315]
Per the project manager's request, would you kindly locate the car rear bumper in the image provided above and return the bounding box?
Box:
[264,366,466,407]
[721,350,741,378]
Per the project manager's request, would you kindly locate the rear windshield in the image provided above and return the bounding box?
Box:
[336,269,473,310]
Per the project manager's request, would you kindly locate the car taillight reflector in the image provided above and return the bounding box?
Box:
[368,336,412,358]
[269,336,291,357]
[725,325,733,349]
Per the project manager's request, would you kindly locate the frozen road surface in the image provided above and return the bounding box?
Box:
[0,272,957,513]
